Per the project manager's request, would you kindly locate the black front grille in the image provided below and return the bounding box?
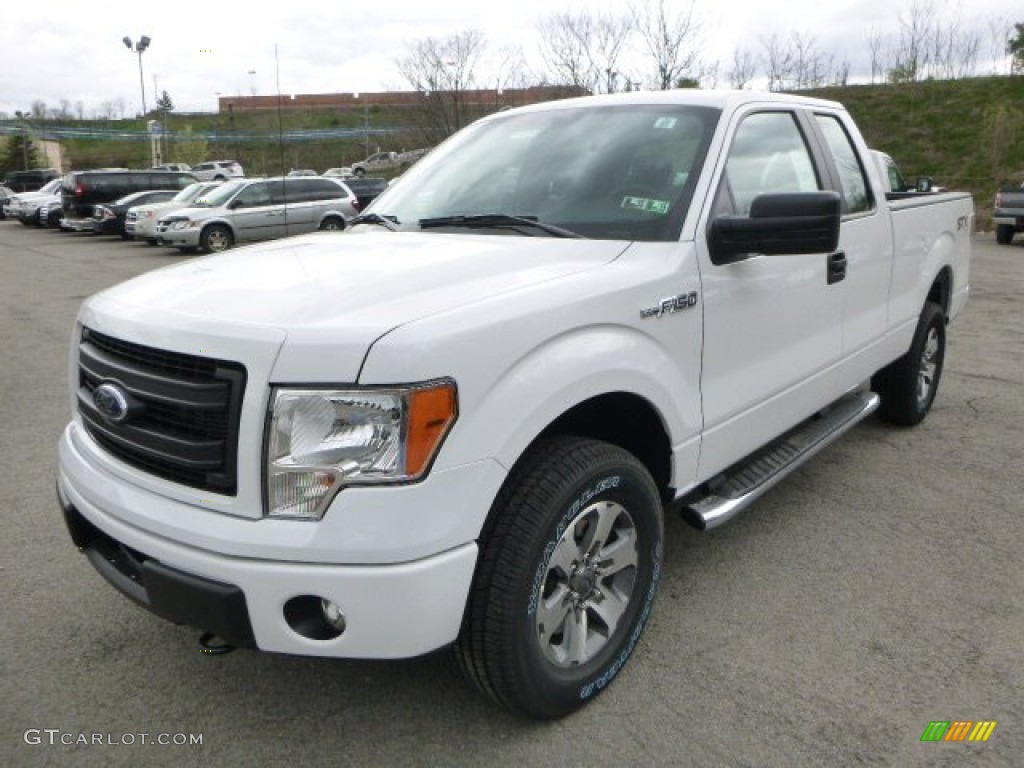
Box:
[78,328,247,494]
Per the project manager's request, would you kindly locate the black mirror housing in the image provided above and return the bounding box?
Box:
[708,191,841,265]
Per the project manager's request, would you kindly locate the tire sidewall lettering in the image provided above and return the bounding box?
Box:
[526,474,621,618]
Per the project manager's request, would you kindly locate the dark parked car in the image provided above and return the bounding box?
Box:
[61,170,196,230]
[4,168,59,192]
[342,176,389,211]
[92,190,178,237]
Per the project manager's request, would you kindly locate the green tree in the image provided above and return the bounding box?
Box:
[155,90,175,113]
[1009,23,1024,75]
[1,134,43,175]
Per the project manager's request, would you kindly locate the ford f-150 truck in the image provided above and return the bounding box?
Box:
[993,181,1024,244]
[57,91,972,719]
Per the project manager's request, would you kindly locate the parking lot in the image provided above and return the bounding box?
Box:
[1,224,1021,767]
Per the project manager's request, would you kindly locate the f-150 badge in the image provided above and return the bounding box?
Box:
[640,291,698,319]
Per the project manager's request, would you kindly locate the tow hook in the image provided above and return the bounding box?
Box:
[198,632,235,655]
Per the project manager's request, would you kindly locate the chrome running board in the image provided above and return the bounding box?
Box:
[683,391,880,530]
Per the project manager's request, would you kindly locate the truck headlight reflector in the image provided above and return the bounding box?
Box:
[265,381,457,519]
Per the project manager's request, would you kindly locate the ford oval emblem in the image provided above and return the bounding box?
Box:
[93,383,131,423]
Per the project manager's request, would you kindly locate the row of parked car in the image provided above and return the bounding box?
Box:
[1,165,393,253]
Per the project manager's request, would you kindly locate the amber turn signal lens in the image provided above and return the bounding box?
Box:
[406,383,457,476]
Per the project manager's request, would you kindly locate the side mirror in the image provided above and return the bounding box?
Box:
[915,177,933,193]
[708,191,841,265]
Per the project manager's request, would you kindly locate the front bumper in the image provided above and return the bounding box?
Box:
[156,225,201,247]
[57,429,484,658]
[63,216,97,232]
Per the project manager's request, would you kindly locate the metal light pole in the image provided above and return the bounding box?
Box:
[248,70,257,96]
[14,111,31,170]
[122,35,152,116]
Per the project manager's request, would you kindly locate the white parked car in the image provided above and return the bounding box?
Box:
[190,160,244,181]
[322,167,354,178]
[124,181,222,244]
[4,178,63,223]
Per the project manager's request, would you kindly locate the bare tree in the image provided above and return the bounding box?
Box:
[865,28,886,84]
[538,11,597,91]
[74,101,85,120]
[759,33,795,92]
[985,16,1012,74]
[889,0,938,82]
[396,29,487,144]
[591,13,634,93]
[31,100,47,119]
[631,0,703,90]
[728,47,757,89]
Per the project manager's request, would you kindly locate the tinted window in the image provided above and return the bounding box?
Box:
[305,179,347,201]
[814,115,872,214]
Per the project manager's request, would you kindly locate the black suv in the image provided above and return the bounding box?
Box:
[61,170,196,230]
[4,168,60,192]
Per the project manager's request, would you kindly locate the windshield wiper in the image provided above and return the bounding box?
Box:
[418,214,583,239]
[350,212,399,231]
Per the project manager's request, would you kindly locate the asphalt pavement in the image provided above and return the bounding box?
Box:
[1,223,1021,767]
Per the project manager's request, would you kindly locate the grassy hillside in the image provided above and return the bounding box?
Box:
[804,77,1024,226]
[10,76,1024,227]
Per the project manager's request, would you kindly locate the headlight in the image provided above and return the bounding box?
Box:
[265,381,457,519]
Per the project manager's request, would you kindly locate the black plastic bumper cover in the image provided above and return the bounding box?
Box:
[59,485,256,648]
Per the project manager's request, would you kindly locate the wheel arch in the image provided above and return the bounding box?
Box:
[536,392,674,503]
[927,265,952,320]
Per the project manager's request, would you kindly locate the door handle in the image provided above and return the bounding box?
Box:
[827,251,847,285]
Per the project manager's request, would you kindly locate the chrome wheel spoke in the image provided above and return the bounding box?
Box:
[590,589,629,635]
[579,502,621,557]
[598,528,638,577]
[563,608,589,665]
[537,585,571,638]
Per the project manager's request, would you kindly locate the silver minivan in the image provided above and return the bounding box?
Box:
[156,176,358,253]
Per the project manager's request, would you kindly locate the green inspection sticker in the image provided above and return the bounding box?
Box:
[621,196,670,214]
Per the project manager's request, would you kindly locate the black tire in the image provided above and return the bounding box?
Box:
[456,436,663,719]
[995,225,1014,245]
[120,232,133,240]
[353,167,366,177]
[199,225,233,253]
[319,216,345,231]
[872,301,946,426]
[145,238,158,246]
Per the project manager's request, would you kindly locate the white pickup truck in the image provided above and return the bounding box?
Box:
[58,91,972,719]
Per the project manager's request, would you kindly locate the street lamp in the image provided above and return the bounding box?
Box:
[14,110,31,170]
[122,35,152,116]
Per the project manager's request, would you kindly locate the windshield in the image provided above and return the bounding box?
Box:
[173,183,207,202]
[370,103,719,241]
[192,180,245,207]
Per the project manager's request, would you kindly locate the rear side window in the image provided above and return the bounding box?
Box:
[814,115,872,214]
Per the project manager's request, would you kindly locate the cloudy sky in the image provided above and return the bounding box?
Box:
[0,0,1018,117]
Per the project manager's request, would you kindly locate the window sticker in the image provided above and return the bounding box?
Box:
[620,197,670,214]
[653,117,678,129]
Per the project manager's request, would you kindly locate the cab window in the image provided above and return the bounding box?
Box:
[814,115,872,214]
[715,112,821,217]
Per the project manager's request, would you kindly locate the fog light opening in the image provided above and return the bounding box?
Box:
[284,595,347,640]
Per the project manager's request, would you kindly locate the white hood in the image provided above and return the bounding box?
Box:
[89,230,628,381]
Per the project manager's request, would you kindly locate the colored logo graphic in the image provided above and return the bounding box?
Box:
[920,721,997,742]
